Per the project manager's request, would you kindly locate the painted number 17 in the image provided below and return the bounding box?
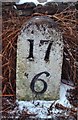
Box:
[27,39,53,62]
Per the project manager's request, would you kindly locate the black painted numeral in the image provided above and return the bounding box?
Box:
[27,39,53,62]
[44,42,53,62]
[30,71,50,94]
[27,39,34,61]
[40,40,53,62]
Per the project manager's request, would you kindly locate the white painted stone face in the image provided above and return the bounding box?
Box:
[16,16,63,100]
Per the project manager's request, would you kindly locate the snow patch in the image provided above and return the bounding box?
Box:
[16,0,54,5]
[16,0,77,5]
[17,82,74,118]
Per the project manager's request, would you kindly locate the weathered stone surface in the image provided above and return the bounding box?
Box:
[34,2,75,15]
[45,2,69,13]
[33,3,58,15]
[16,16,63,100]
[17,9,33,16]
[14,2,76,16]
[15,2,36,16]
[15,2,36,10]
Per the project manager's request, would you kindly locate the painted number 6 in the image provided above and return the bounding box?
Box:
[30,71,50,94]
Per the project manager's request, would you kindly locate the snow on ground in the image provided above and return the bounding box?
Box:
[16,0,77,5]
[16,0,53,5]
[16,82,74,119]
[59,82,73,107]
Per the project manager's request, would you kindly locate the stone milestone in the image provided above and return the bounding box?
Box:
[16,16,63,100]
